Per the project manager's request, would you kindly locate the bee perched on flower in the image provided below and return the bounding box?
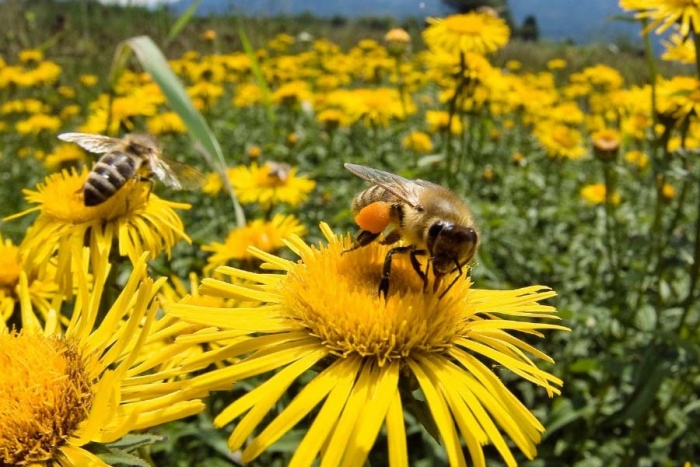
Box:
[166,223,568,466]
[5,166,191,295]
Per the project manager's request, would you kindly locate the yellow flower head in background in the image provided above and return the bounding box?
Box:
[402,130,434,153]
[426,110,464,135]
[661,28,696,64]
[424,11,510,56]
[202,214,306,271]
[5,167,190,295]
[229,162,316,209]
[0,233,62,325]
[534,123,586,160]
[581,183,621,205]
[43,143,86,171]
[167,223,567,466]
[0,252,209,467]
[547,58,567,70]
[625,150,649,169]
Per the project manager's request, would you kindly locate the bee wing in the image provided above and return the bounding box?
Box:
[149,157,206,190]
[344,163,423,207]
[58,133,123,154]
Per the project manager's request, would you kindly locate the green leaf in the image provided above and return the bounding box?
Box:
[97,448,151,467]
[164,0,203,47]
[634,305,657,332]
[568,357,600,374]
[109,35,245,227]
[107,433,165,450]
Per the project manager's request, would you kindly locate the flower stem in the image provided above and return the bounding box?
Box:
[444,52,466,188]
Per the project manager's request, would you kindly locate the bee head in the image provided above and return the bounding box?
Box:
[427,222,479,275]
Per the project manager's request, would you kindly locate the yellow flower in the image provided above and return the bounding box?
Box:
[426,110,463,135]
[200,29,217,41]
[581,183,621,205]
[385,28,411,55]
[147,111,187,135]
[247,144,262,159]
[0,252,209,466]
[505,59,522,71]
[316,108,351,130]
[347,87,413,128]
[232,82,264,107]
[79,74,98,86]
[272,80,313,107]
[15,114,62,135]
[202,172,224,196]
[43,143,86,171]
[591,128,622,160]
[656,75,700,124]
[5,167,191,295]
[424,12,510,55]
[229,162,316,209]
[621,0,700,36]
[661,29,696,64]
[662,183,676,200]
[625,150,649,169]
[18,49,44,63]
[202,214,306,271]
[547,58,567,70]
[535,123,586,160]
[402,131,434,153]
[166,223,566,466]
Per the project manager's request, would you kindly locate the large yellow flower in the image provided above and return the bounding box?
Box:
[424,12,510,56]
[167,223,567,466]
[0,252,208,466]
[621,0,700,36]
[6,167,190,295]
[229,162,316,209]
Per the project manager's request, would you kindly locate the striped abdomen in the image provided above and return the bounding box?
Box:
[84,151,139,206]
[351,185,400,213]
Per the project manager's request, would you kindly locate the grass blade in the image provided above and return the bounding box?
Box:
[164,0,204,47]
[109,35,245,227]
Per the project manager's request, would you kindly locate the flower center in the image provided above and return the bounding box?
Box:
[444,15,484,36]
[0,333,93,465]
[279,237,471,365]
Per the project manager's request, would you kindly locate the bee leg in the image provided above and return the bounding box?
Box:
[378,229,402,245]
[379,246,424,298]
[438,258,464,300]
[342,230,380,255]
[408,250,428,291]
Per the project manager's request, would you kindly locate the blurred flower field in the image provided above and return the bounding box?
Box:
[0,1,699,466]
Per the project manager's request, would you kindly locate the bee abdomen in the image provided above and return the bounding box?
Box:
[352,185,396,212]
[84,151,138,206]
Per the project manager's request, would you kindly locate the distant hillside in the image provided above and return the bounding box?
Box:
[170,0,647,46]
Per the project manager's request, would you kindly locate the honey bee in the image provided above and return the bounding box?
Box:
[58,132,204,206]
[265,161,292,183]
[344,163,479,299]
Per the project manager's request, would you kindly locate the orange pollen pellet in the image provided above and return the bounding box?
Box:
[355,202,391,234]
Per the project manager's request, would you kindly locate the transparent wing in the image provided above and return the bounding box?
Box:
[344,163,423,207]
[58,133,124,154]
[149,157,206,190]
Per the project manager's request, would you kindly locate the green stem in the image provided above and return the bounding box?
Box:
[677,171,700,334]
[603,161,619,298]
[394,55,408,119]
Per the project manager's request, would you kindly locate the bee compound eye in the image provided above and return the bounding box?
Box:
[427,221,445,239]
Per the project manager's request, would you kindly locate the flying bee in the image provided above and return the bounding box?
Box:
[58,132,205,207]
[265,161,292,183]
[343,163,479,299]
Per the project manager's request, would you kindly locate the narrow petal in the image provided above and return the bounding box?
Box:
[320,362,375,467]
[386,387,408,467]
[245,357,363,462]
[289,357,363,467]
[59,443,110,467]
[342,362,400,467]
[407,358,466,467]
[215,348,327,428]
